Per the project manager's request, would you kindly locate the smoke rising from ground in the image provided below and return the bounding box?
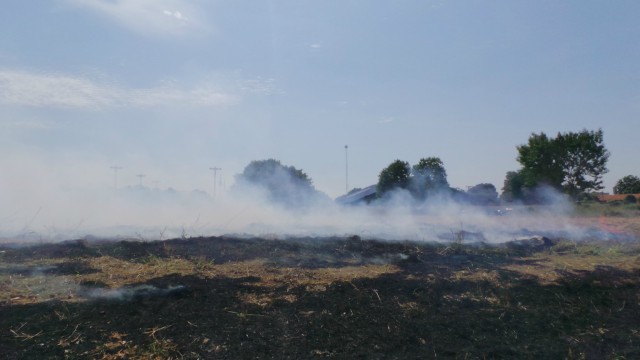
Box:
[80,285,187,301]
[0,167,618,244]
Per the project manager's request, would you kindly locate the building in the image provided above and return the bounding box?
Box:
[335,185,377,205]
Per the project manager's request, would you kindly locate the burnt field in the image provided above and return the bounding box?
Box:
[1,217,640,359]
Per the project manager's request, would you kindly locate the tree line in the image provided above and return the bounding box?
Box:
[234,129,638,207]
[374,157,499,205]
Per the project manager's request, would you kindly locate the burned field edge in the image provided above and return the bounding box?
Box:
[1,233,640,359]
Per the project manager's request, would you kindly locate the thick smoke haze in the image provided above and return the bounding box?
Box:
[0,159,608,244]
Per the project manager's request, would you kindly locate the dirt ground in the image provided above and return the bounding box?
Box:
[1,217,640,359]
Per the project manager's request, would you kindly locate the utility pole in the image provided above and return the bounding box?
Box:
[345,145,349,193]
[209,167,222,198]
[136,174,145,187]
[219,169,224,194]
[110,166,123,189]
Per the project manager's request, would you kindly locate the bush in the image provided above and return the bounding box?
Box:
[614,175,640,194]
[604,210,623,217]
[234,159,323,207]
[377,160,411,197]
[624,195,637,204]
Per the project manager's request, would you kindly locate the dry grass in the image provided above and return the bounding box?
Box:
[1,228,640,359]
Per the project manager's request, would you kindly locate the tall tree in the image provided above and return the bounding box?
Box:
[410,157,449,199]
[613,175,640,194]
[515,129,609,199]
[377,160,411,197]
[516,132,565,189]
[557,129,609,197]
[501,170,525,202]
[235,159,317,206]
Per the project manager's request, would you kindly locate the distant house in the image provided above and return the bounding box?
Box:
[596,194,640,202]
[335,185,377,205]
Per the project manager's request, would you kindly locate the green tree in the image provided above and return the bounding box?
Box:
[377,160,411,197]
[516,132,565,189]
[501,170,525,202]
[515,129,609,199]
[410,157,449,200]
[467,183,498,205]
[613,175,640,194]
[557,129,609,197]
[235,159,318,206]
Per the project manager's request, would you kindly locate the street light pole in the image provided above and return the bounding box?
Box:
[110,166,123,189]
[209,167,222,198]
[345,145,349,193]
[136,174,145,187]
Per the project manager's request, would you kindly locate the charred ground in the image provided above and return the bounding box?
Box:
[1,219,640,359]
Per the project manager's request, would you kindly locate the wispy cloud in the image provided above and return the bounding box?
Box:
[0,70,113,108]
[377,117,396,124]
[238,77,282,96]
[64,0,208,37]
[0,119,56,131]
[0,70,237,109]
[163,10,187,22]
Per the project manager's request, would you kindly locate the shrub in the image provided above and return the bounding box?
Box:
[614,175,640,194]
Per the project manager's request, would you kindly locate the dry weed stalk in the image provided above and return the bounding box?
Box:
[10,322,43,341]
[144,324,173,340]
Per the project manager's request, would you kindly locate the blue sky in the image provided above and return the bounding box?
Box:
[1,0,639,199]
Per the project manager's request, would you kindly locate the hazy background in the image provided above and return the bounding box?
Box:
[1,0,639,239]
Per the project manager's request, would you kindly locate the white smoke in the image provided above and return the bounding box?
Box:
[0,157,620,244]
[80,284,187,301]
